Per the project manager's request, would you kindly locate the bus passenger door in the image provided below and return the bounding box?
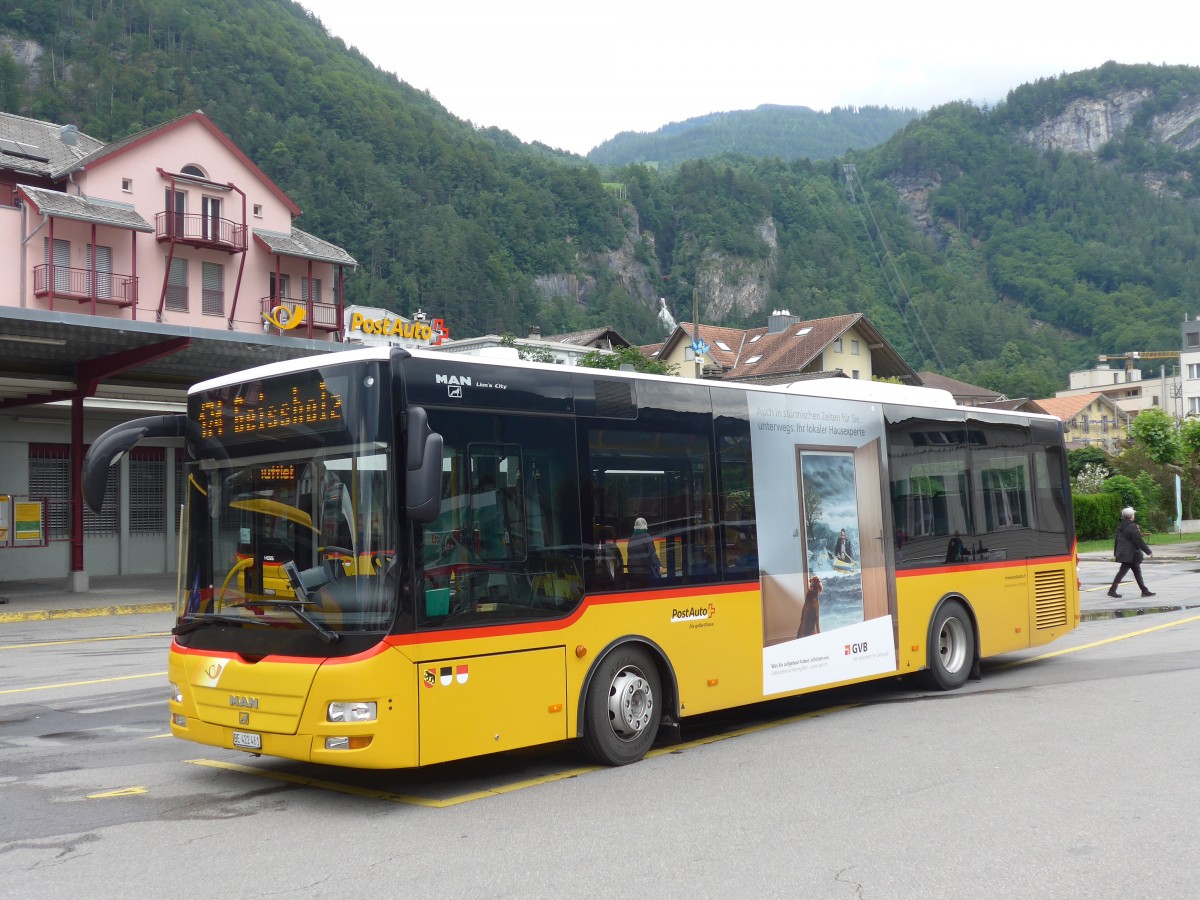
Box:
[417,648,567,765]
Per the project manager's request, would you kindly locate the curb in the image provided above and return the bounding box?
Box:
[0,602,174,623]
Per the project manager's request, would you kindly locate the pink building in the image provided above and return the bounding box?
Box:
[0,110,356,588]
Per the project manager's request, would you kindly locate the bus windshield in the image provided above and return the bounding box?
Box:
[177,358,398,644]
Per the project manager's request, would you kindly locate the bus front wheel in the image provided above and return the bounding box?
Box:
[581,645,662,766]
[923,599,975,691]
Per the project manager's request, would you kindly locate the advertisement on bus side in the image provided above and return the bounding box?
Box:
[748,391,898,694]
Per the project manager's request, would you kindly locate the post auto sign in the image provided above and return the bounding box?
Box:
[343,306,450,348]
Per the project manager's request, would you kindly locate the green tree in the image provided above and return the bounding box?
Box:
[498,333,556,364]
[1127,407,1183,465]
[1101,474,1144,518]
[578,346,677,376]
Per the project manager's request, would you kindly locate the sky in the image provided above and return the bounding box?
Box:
[297,0,1200,157]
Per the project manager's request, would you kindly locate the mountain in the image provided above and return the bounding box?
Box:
[3,2,1200,400]
[587,105,922,167]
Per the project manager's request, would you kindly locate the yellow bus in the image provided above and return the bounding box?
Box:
[83,346,1079,768]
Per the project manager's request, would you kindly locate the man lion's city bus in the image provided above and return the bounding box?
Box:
[83,346,1079,768]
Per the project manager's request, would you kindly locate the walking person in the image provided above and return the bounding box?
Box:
[1108,507,1154,598]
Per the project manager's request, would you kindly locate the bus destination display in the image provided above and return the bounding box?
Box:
[196,375,344,442]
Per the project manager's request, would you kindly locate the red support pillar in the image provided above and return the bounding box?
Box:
[69,393,86,586]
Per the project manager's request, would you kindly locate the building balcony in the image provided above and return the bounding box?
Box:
[33,264,137,308]
[261,295,341,333]
[155,211,246,252]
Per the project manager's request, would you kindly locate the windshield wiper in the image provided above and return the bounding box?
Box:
[172,614,270,636]
[228,600,340,644]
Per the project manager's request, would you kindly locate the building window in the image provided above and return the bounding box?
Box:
[1080,416,1090,434]
[1188,364,1200,380]
[302,276,322,304]
[1101,415,1110,433]
[1190,398,1200,415]
[201,196,222,241]
[202,261,224,317]
[129,449,166,532]
[1188,332,1200,348]
[253,204,263,217]
[852,369,860,379]
[121,178,132,192]
[44,237,71,292]
[29,444,118,538]
[851,340,860,355]
[86,244,113,299]
[834,339,843,352]
[165,257,188,311]
[269,272,290,301]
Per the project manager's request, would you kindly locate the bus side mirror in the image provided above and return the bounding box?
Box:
[405,407,442,524]
[83,414,188,513]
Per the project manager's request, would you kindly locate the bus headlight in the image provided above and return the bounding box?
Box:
[169,681,182,703]
[327,701,377,723]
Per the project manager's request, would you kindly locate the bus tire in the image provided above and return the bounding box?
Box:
[922,599,975,691]
[581,645,662,766]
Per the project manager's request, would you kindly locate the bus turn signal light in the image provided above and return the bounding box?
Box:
[575,645,587,658]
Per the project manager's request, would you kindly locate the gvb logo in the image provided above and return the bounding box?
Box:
[844,642,869,656]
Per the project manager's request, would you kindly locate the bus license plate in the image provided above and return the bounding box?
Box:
[232,731,261,750]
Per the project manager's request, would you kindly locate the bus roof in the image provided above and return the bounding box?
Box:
[188,344,1056,425]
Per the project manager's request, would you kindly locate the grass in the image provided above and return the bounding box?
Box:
[1076,530,1198,554]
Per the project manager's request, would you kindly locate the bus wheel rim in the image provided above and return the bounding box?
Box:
[939,617,968,673]
[608,668,653,741]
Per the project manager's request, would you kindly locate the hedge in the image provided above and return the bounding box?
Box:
[1072,492,1124,540]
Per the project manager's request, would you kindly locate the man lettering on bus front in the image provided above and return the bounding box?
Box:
[1109,507,1154,599]
[626,517,662,588]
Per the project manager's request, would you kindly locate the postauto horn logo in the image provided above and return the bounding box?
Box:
[262,303,307,331]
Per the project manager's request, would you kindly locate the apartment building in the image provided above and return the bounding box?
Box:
[0,110,356,587]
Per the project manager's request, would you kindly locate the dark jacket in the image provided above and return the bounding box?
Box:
[627,531,662,578]
[1114,519,1151,564]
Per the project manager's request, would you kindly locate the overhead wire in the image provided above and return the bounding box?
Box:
[842,165,944,369]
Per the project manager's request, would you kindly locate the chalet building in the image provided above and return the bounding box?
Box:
[648,311,919,385]
[1033,393,1130,452]
[0,110,357,588]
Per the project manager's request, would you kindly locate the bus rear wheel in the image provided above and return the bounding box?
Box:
[581,646,662,766]
[922,599,975,691]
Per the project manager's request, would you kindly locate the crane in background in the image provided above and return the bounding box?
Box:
[1097,350,1180,374]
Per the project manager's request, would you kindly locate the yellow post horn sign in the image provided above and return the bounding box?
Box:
[263,303,307,331]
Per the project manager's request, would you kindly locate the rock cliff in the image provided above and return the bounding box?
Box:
[1022,89,1200,155]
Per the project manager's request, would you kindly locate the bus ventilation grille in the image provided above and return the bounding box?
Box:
[1033,569,1068,630]
[593,380,636,419]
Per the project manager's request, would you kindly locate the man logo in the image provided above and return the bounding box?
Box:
[262,303,307,331]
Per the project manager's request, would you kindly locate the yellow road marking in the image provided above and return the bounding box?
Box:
[0,632,171,651]
[0,603,174,623]
[0,671,167,695]
[87,786,148,799]
[997,612,1200,669]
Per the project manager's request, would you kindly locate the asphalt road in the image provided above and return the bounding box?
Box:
[1,590,1198,898]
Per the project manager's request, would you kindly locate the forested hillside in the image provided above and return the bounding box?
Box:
[587,105,921,167]
[3,0,1200,400]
